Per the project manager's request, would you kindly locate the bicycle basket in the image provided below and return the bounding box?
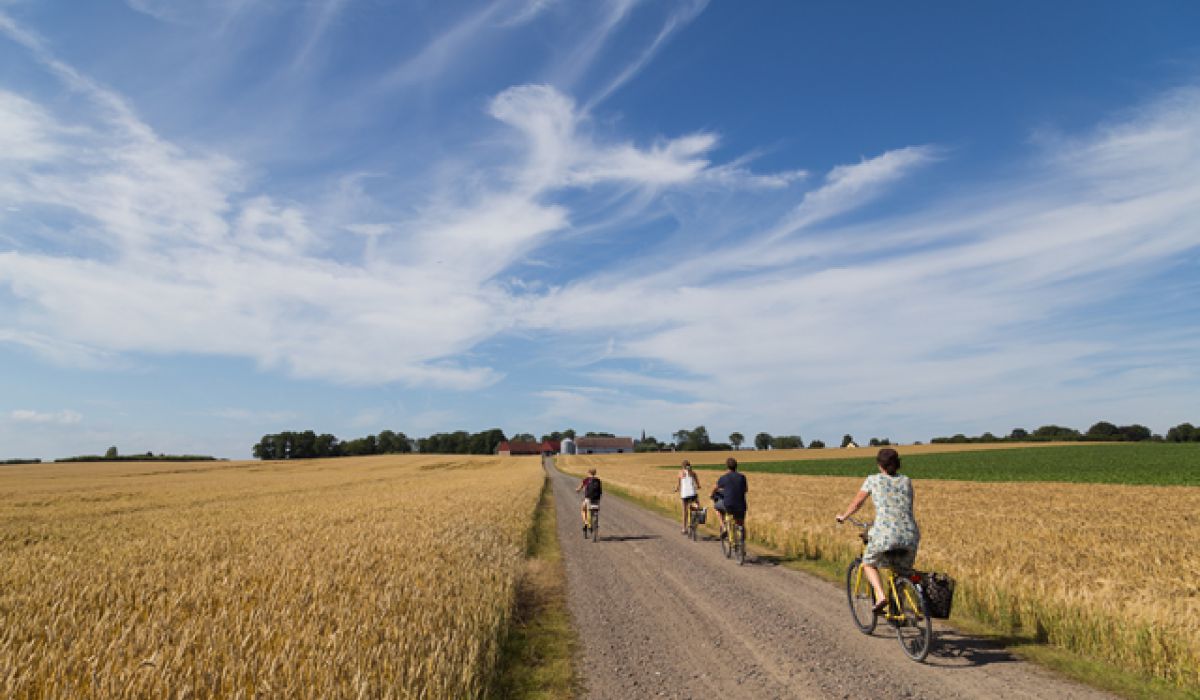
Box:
[696,508,707,525]
[921,572,956,619]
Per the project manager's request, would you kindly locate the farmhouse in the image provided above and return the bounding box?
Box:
[574,436,635,454]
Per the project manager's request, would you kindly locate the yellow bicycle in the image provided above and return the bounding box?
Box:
[584,503,600,543]
[719,515,746,565]
[844,517,933,661]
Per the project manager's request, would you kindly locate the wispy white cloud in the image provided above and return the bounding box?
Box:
[380,2,506,90]
[9,408,82,425]
[124,0,256,26]
[584,0,709,109]
[291,0,352,69]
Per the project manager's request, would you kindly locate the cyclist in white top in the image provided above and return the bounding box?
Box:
[673,460,702,534]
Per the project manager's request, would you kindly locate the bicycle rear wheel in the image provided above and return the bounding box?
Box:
[893,577,932,661]
[689,515,698,541]
[845,559,878,634]
[735,525,746,565]
[591,511,599,543]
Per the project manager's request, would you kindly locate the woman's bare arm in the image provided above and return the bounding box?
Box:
[836,490,869,522]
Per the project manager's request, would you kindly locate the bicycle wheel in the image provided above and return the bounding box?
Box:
[735,525,746,565]
[893,577,933,661]
[845,559,878,634]
[720,525,731,558]
[689,515,698,541]
[591,512,599,543]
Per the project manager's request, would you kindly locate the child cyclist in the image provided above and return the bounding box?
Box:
[673,460,702,534]
[575,468,603,533]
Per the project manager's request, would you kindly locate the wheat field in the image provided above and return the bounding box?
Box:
[560,446,1200,688]
[0,455,544,698]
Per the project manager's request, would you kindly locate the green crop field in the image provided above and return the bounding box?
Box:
[682,443,1200,486]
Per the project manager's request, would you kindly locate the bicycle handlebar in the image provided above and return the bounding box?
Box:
[842,516,872,529]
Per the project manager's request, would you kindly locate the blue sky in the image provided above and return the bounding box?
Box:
[2,1,1199,459]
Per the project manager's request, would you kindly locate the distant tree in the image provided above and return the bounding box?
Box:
[869,437,892,447]
[585,431,615,438]
[315,433,340,457]
[635,435,663,452]
[672,426,713,451]
[1032,425,1081,441]
[562,429,577,439]
[978,433,997,443]
[1118,424,1152,442]
[1166,423,1197,443]
[105,446,118,459]
[729,432,745,450]
[1085,421,1121,440]
[773,435,803,449]
[754,432,773,450]
[472,428,507,455]
[510,433,536,443]
[840,434,856,448]
[808,439,825,449]
[1008,428,1029,440]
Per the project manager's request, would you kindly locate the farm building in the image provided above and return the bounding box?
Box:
[560,437,576,455]
[496,441,541,456]
[497,439,561,456]
[574,436,635,454]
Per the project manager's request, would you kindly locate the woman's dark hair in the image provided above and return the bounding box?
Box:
[876,448,901,475]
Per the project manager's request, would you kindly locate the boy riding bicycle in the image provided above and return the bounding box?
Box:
[576,468,602,532]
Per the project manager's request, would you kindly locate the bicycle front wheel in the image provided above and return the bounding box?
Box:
[845,559,878,634]
[736,526,746,565]
[720,526,731,558]
[893,577,933,661]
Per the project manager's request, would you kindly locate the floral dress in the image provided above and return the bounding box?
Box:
[861,473,920,569]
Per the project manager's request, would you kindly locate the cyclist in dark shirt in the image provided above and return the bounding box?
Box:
[715,457,748,531]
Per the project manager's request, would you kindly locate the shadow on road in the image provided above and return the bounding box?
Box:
[597,534,662,543]
[924,632,1024,669]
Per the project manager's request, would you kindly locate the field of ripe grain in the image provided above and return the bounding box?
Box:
[0,455,544,698]
[560,446,1200,689]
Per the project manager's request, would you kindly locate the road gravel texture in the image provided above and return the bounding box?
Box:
[548,458,1115,700]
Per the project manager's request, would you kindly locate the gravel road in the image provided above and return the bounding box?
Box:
[548,458,1115,700]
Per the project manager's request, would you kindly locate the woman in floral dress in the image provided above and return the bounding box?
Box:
[836,448,920,613]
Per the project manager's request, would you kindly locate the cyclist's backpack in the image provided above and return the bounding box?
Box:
[921,572,956,619]
[585,477,603,500]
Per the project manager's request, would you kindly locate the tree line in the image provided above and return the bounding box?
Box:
[931,421,1200,444]
[252,418,1200,460]
[251,428,591,459]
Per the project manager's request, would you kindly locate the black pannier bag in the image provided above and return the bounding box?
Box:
[585,478,603,500]
[921,572,956,619]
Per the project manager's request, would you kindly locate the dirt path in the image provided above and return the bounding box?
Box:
[548,458,1115,699]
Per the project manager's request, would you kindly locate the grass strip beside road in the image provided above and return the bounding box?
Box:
[680,444,1200,486]
[594,477,1196,700]
[490,476,578,700]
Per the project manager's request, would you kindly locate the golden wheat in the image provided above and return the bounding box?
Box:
[0,455,544,698]
[561,448,1200,687]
